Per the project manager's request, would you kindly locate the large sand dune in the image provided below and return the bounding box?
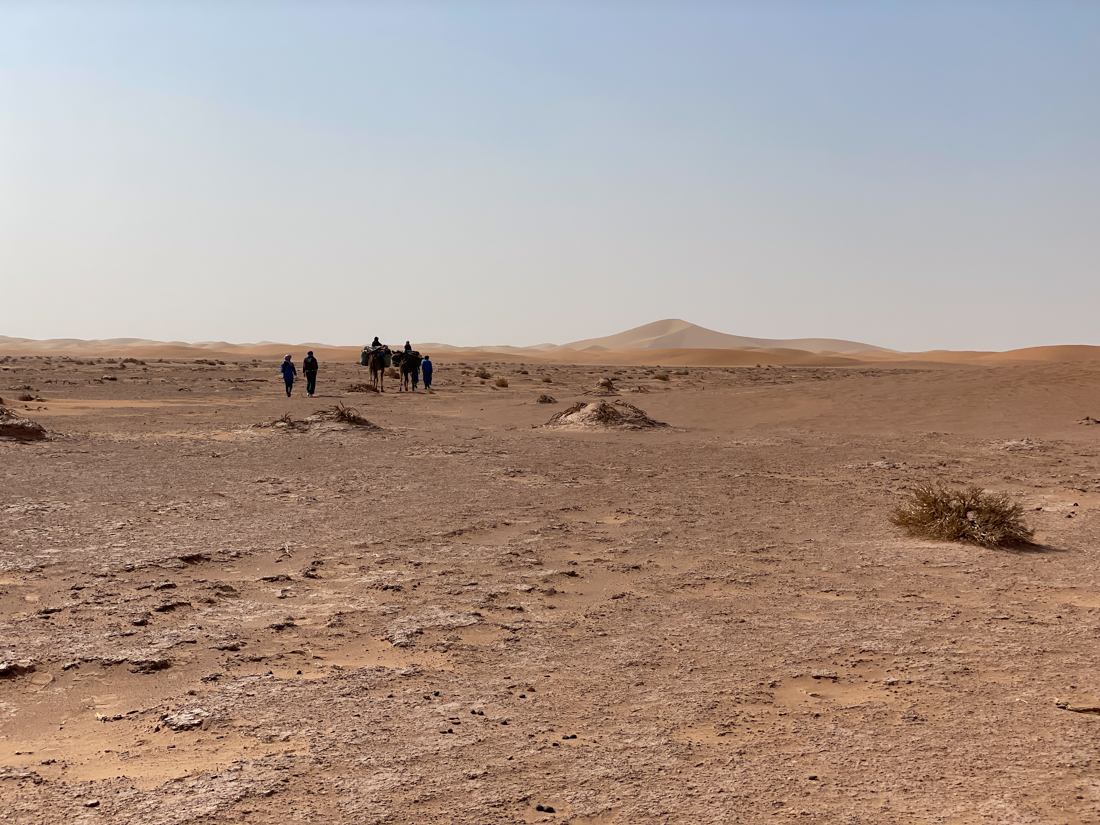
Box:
[558,318,896,354]
[6,327,1100,369]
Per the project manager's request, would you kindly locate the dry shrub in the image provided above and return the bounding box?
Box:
[890,484,1034,548]
[17,394,35,402]
[317,404,376,427]
[536,394,556,404]
[385,367,399,379]
[518,369,529,375]
[672,369,689,376]
[653,372,670,382]
[475,368,492,379]
[347,382,379,393]
[495,378,509,388]
[541,376,553,383]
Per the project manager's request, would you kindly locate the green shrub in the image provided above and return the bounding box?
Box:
[890,484,1034,547]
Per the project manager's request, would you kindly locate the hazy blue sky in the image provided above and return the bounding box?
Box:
[2,2,1097,351]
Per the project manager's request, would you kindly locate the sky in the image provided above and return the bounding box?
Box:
[1,1,1098,352]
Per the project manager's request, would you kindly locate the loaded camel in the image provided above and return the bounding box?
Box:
[391,350,423,392]
[359,345,392,392]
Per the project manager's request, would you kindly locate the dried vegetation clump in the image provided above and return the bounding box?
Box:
[544,400,668,431]
[313,404,378,428]
[535,394,557,404]
[347,382,379,393]
[0,406,47,441]
[890,484,1034,548]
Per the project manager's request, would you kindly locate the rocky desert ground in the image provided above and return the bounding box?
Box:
[3,352,1100,824]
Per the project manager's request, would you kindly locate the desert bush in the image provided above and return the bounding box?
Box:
[542,376,553,383]
[495,378,509,388]
[518,369,529,375]
[347,382,379,393]
[17,394,34,402]
[673,369,689,376]
[890,484,1034,548]
[475,369,492,379]
[653,372,670,381]
[536,394,556,404]
[324,403,372,426]
[385,367,399,379]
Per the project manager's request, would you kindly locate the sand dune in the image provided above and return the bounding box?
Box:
[559,318,895,354]
[4,329,1100,366]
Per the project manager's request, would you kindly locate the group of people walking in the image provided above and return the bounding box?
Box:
[279,342,433,397]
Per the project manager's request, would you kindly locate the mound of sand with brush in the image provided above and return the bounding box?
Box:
[0,406,47,441]
[544,399,668,430]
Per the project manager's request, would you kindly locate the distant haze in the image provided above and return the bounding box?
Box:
[2,3,1098,351]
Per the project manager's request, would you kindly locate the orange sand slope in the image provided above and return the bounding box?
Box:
[3,329,1100,366]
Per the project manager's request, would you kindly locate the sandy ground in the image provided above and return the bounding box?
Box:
[3,353,1100,824]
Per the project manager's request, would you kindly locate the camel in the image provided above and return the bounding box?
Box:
[359,346,392,392]
[392,350,422,392]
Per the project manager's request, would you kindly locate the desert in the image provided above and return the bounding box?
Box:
[3,326,1100,824]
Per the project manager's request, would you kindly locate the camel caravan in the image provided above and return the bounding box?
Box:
[359,339,424,392]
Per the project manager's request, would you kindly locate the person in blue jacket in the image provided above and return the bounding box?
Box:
[421,355,433,390]
[280,354,296,397]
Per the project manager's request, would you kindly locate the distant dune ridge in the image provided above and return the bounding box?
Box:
[557,319,895,355]
[3,320,1100,366]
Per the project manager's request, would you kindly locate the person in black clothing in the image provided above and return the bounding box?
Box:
[303,351,319,397]
[371,336,381,348]
[404,340,412,353]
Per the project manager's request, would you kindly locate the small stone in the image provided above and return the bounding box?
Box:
[544,806,555,813]
[536,805,545,812]
[808,775,818,781]
[84,799,100,808]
